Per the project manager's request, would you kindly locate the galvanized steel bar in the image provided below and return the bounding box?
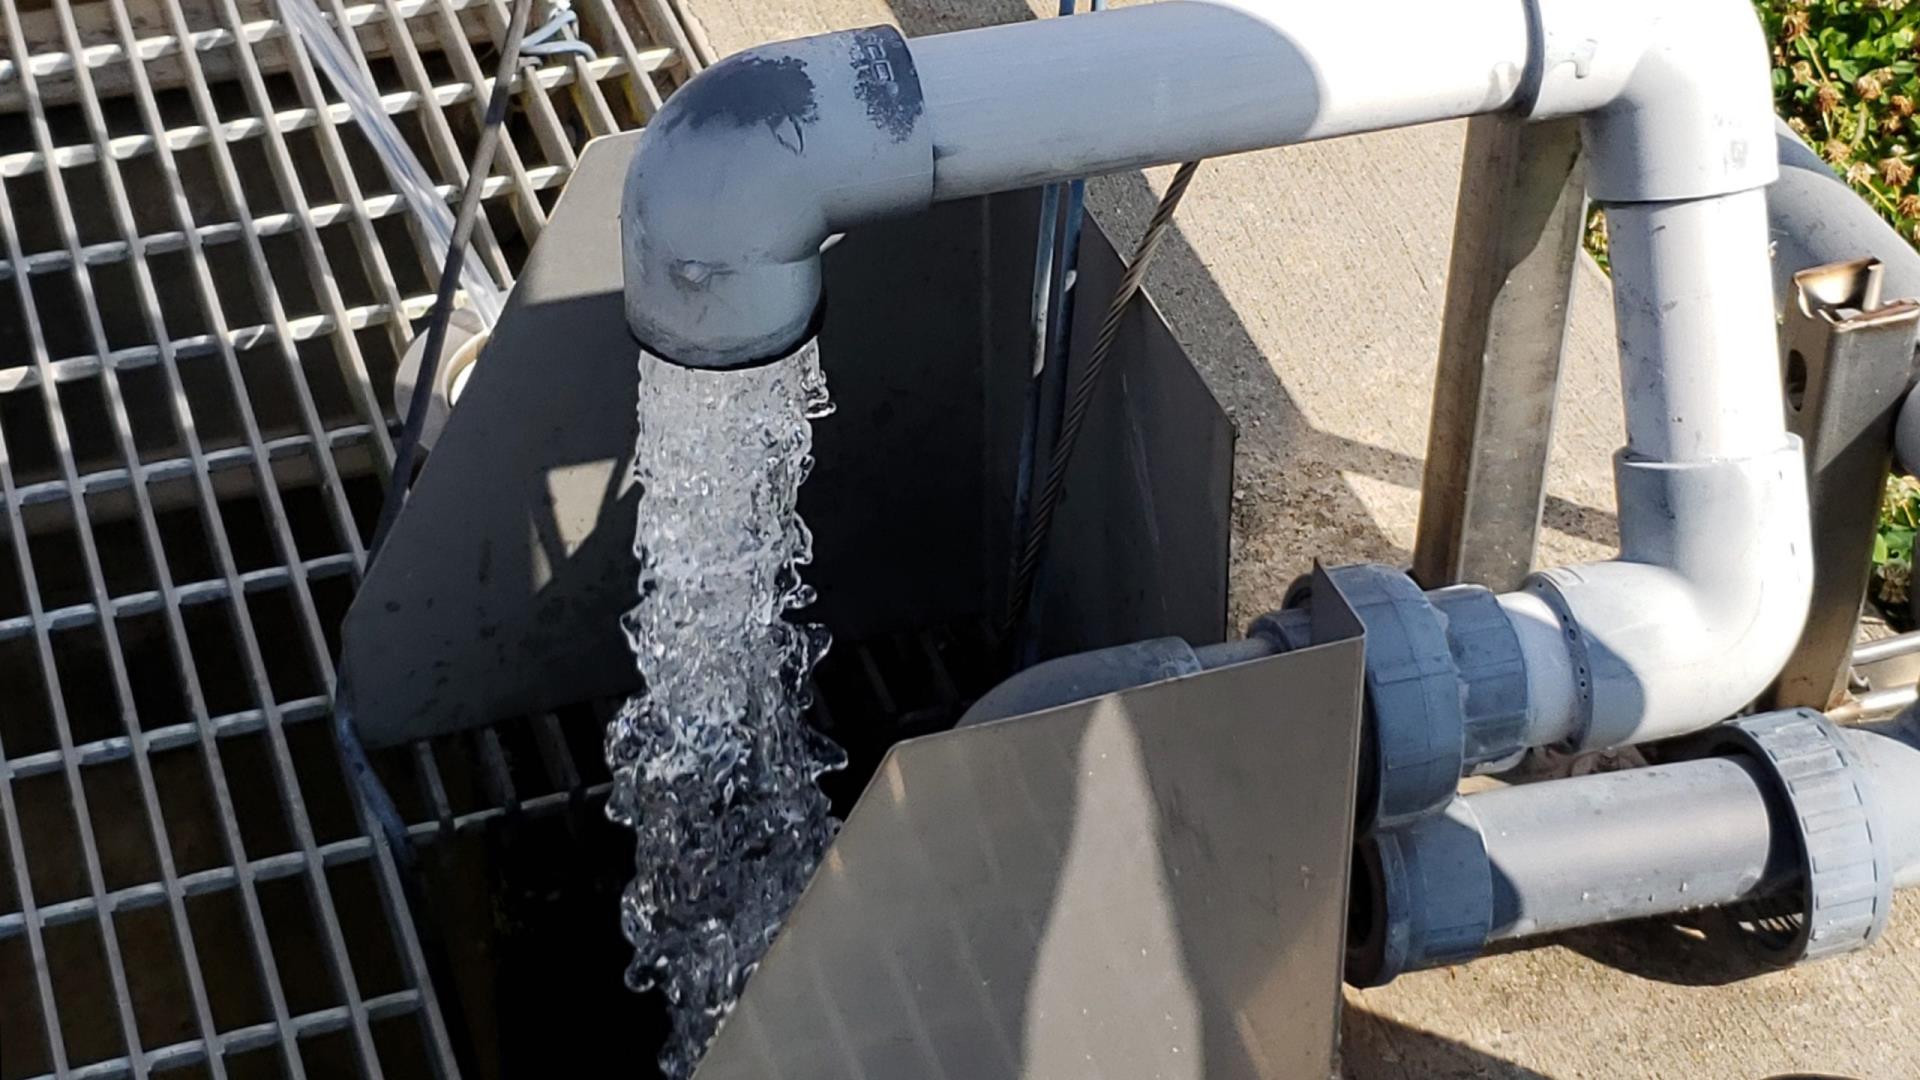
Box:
[1855,630,1920,668]
[1412,115,1585,592]
[424,0,546,237]
[200,0,396,481]
[0,62,645,179]
[0,776,612,940]
[362,0,518,286]
[1764,260,1920,711]
[0,426,79,1080]
[0,0,495,104]
[0,11,235,1071]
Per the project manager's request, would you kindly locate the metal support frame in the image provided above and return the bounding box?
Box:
[1413,115,1585,592]
[1763,260,1920,712]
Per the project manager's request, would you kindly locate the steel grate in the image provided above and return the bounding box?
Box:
[0,0,702,1073]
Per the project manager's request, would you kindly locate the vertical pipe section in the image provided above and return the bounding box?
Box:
[1603,190,1786,463]
[1507,187,1811,751]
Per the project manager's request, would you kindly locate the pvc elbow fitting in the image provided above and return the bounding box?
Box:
[621,26,934,368]
[1522,444,1813,751]
[1530,0,1779,201]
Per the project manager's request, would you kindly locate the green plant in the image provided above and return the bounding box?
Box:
[1876,474,1920,611]
[1765,0,1920,238]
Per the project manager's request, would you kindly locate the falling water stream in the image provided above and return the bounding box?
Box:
[605,340,845,1078]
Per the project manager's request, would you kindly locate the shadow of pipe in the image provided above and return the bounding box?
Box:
[1341,1006,1556,1079]
[1534,911,1784,989]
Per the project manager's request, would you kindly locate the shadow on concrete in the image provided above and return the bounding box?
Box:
[1341,1006,1556,1079]
[1539,912,1783,988]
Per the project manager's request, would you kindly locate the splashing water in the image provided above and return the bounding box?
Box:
[605,340,845,1078]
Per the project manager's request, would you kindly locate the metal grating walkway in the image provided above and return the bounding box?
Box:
[0,0,704,1073]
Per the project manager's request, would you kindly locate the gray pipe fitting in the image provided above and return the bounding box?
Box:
[957,637,1203,728]
[1348,708,1898,987]
[1684,709,1895,963]
[622,26,935,368]
[1252,564,1528,828]
[956,635,1283,728]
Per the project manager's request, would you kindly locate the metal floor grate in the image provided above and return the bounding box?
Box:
[0,0,703,1074]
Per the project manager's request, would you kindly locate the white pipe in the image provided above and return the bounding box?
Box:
[1603,191,1785,462]
[621,0,1811,755]
[1498,589,1580,748]
[908,0,1532,201]
[1531,0,1778,201]
[1496,188,1812,753]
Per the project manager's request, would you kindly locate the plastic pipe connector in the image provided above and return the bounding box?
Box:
[1530,0,1778,201]
[1350,710,1902,987]
[622,26,934,368]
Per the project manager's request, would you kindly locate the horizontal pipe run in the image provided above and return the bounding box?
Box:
[1355,711,1920,986]
[1853,630,1920,668]
[1476,756,1792,941]
[624,0,1810,770]
[908,0,1531,201]
[1351,758,1794,985]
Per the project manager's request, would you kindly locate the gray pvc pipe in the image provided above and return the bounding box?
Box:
[957,635,1279,727]
[1769,119,1920,310]
[1354,717,1920,986]
[1847,714,1920,890]
[1352,756,1799,985]
[1476,756,1795,940]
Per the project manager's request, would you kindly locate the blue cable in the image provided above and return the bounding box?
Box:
[1009,0,1099,664]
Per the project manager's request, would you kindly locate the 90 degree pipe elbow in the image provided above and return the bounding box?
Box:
[1510,444,1813,752]
[622,26,933,368]
[624,0,1782,366]
[1529,0,1778,201]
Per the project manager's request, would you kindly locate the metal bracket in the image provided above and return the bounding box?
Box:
[1763,259,1920,711]
[1412,115,1585,592]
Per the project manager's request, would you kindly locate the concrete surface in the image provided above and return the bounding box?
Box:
[672,0,1920,1076]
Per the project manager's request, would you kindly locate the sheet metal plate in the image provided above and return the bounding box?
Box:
[695,640,1365,1080]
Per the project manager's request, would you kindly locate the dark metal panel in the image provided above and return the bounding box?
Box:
[1764,260,1920,711]
[694,639,1365,1080]
[344,132,1234,744]
[1034,211,1236,654]
[342,133,645,744]
[1412,116,1584,592]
